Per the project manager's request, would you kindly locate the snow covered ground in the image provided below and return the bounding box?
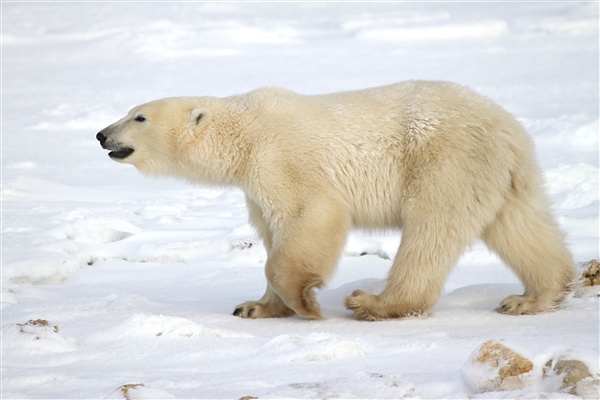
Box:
[2,2,598,399]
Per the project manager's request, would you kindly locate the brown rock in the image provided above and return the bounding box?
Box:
[581,259,600,287]
[544,357,594,396]
[16,319,59,333]
[121,383,144,400]
[477,341,533,380]
[463,340,534,392]
[574,260,600,298]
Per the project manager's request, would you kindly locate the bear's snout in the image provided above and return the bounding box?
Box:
[96,132,107,147]
[96,129,135,160]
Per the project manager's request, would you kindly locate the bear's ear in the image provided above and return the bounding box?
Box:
[187,106,211,130]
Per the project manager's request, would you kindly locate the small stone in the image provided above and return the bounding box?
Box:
[16,319,59,333]
[581,259,600,287]
[121,383,144,400]
[544,357,594,396]
[574,260,600,298]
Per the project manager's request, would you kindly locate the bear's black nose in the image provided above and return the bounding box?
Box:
[96,132,106,145]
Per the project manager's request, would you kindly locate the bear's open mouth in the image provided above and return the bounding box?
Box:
[109,148,134,159]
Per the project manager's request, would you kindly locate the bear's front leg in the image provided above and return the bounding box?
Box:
[234,194,350,320]
[345,217,469,320]
[234,197,296,318]
[233,250,331,320]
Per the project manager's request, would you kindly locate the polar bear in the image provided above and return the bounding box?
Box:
[96,81,575,321]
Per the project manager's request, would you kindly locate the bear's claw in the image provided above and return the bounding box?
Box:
[233,304,259,318]
[233,301,295,319]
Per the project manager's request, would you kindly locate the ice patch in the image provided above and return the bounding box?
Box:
[102,314,253,339]
[266,333,363,362]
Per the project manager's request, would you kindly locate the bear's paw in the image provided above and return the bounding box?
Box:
[233,301,295,319]
[496,294,555,315]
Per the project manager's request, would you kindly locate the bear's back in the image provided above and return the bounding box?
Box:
[238,82,528,229]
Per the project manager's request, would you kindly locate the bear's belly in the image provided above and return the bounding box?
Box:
[331,178,404,230]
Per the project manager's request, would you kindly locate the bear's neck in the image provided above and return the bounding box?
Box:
[179,100,254,189]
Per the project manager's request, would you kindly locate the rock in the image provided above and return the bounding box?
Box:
[118,383,175,400]
[464,341,599,397]
[462,340,534,393]
[17,319,59,334]
[581,259,600,287]
[121,384,145,400]
[574,259,600,298]
[544,357,598,398]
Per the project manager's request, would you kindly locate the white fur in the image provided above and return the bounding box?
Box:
[98,81,575,320]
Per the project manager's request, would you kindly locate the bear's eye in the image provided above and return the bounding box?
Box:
[134,115,146,122]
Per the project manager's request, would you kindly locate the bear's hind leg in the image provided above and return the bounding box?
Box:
[483,192,575,315]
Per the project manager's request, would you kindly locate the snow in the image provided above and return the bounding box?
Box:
[2,2,598,399]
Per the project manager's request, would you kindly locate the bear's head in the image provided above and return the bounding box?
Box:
[96,97,211,176]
